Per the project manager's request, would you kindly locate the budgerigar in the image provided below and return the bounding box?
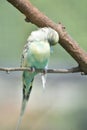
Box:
[16,27,59,130]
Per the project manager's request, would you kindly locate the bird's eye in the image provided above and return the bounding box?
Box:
[48,38,57,46]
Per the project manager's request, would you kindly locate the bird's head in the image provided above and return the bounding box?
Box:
[27,27,59,46]
[47,27,59,46]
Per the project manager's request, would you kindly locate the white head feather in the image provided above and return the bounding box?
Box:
[27,27,59,46]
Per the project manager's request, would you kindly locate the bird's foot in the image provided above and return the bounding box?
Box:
[43,68,47,74]
[31,67,35,73]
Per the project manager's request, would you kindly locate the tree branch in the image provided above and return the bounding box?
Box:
[7,0,87,74]
[0,67,80,74]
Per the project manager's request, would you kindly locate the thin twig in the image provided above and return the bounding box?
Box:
[0,67,81,74]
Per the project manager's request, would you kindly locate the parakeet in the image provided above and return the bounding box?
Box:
[16,27,59,130]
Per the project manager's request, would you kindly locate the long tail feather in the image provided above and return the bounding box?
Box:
[16,99,27,130]
[16,77,33,130]
[41,74,47,89]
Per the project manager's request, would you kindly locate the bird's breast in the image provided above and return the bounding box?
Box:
[28,41,50,68]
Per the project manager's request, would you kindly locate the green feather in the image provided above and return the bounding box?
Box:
[16,27,59,130]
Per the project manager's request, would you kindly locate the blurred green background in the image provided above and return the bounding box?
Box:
[0,0,87,130]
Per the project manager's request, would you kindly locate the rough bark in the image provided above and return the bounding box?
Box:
[7,0,87,74]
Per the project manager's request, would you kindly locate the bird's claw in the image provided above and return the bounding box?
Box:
[43,68,47,74]
[31,67,35,73]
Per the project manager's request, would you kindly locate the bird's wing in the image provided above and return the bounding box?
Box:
[20,43,29,67]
